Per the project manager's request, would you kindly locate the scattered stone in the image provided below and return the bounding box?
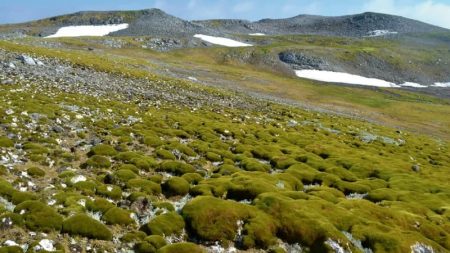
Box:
[412,164,420,173]
[19,55,36,65]
[1,79,13,85]
[410,242,434,253]
[5,109,14,115]
[36,239,55,252]
[71,175,87,184]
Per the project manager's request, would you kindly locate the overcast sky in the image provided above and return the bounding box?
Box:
[1,0,450,28]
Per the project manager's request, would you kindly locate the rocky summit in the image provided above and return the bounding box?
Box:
[0,4,449,253]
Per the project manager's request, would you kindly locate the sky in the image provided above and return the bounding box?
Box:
[1,0,450,28]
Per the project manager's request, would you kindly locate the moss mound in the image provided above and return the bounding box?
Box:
[182,196,277,248]
[85,155,111,168]
[162,177,190,197]
[140,212,185,236]
[26,166,45,177]
[134,235,167,253]
[14,200,63,232]
[102,207,134,225]
[157,243,205,253]
[62,214,112,240]
[158,161,195,175]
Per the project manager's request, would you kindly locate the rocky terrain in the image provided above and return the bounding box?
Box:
[0,8,449,253]
[2,9,447,38]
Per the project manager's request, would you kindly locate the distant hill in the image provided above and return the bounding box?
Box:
[2,9,447,37]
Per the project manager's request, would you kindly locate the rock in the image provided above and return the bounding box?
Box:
[412,164,420,172]
[8,62,15,69]
[69,244,83,253]
[5,109,14,115]
[287,119,298,127]
[52,125,65,133]
[36,239,55,251]
[36,59,45,66]
[19,55,36,65]
[1,79,13,85]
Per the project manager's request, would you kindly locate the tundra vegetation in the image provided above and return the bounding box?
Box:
[0,25,449,253]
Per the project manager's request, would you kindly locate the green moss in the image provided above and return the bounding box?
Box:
[127,179,162,195]
[23,142,48,154]
[89,144,117,156]
[118,164,140,173]
[140,211,185,236]
[11,191,37,205]
[240,158,271,172]
[14,200,63,232]
[145,235,167,249]
[0,137,14,148]
[367,188,399,202]
[206,152,222,162]
[181,173,204,184]
[114,169,138,182]
[62,214,112,240]
[121,231,147,243]
[86,198,115,213]
[26,167,45,177]
[135,235,167,253]
[102,207,134,225]
[143,135,164,148]
[182,196,277,247]
[162,177,190,197]
[73,181,97,195]
[85,155,111,168]
[156,149,176,160]
[153,202,175,212]
[0,247,24,253]
[157,243,205,253]
[96,184,122,200]
[215,164,240,175]
[158,161,195,175]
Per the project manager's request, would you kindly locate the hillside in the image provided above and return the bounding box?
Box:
[0,8,449,253]
[2,9,447,37]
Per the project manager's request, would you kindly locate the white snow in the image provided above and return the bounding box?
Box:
[295,70,400,88]
[366,30,398,37]
[433,82,450,87]
[249,33,265,36]
[399,82,427,88]
[194,34,252,47]
[46,24,129,38]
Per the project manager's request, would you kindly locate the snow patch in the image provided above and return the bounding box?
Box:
[400,82,427,88]
[295,70,400,88]
[366,30,398,37]
[46,24,129,38]
[433,82,450,87]
[194,34,252,47]
[249,33,265,36]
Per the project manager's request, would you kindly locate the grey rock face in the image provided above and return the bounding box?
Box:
[10,9,447,38]
[19,55,36,65]
[279,52,329,70]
